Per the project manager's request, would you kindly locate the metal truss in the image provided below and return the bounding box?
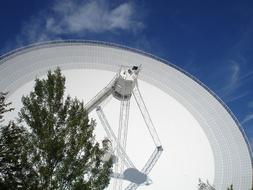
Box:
[84,66,163,190]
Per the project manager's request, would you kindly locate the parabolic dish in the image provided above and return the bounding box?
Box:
[0,41,252,190]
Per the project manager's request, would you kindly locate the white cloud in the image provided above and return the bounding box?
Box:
[49,0,143,34]
[230,61,240,85]
[225,91,248,103]
[12,0,144,47]
[216,60,253,103]
[218,59,253,104]
[248,101,253,108]
[218,61,242,100]
[242,113,253,124]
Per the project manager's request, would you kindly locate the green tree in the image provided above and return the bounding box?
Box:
[227,184,233,190]
[0,122,33,190]
[0,68,113,190]
[0,92,33,189]
[0,92,14,122]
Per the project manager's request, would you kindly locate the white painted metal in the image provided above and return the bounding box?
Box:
[0,40,252,190]
[133,84,162,147]
[96,106,135,168]
[84,66,162,189]
[115,100,130,190]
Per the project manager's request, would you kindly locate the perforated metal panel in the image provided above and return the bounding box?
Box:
[0,41,252,190]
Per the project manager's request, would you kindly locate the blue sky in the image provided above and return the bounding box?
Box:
[1,0,253,150]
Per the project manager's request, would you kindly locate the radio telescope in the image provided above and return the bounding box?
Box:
[84,65,163,190]
[0,40,252,190]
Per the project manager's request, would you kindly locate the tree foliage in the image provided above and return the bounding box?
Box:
[0,92,14,122]
[0,122,32,190]
[0,68,112,190]
[198,179,215,190]
[227,184,233,190]
[0,92,30,189]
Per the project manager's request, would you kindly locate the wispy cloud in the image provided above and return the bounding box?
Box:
[224,61,240,91]
[225,91,248,103]
[230,61,240,85]
[217,59,253,103]
[248,101,253,108]
[218,17,253,104]
[4,0,144,51]
[242,113,253,124]
[218,61,242,100]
